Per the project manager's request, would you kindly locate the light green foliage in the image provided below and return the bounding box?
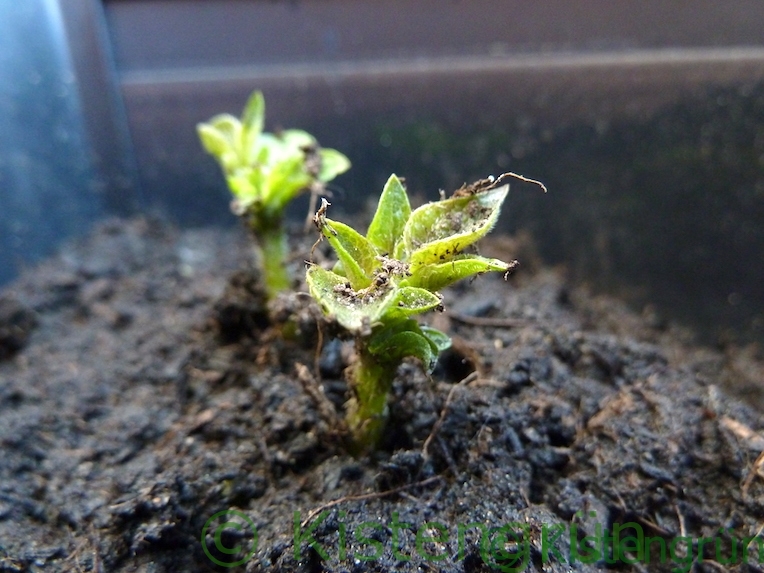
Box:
[306,173,517,451]
[198,90,350,218]
[197,90,350,298]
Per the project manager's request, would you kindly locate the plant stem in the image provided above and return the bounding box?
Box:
[256,223,291,300]
[346,345,397,453]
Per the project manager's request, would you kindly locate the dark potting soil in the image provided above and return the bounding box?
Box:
[1,217,764,572]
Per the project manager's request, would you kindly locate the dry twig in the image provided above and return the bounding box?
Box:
[422,371,478,459]
[300,475,443,528]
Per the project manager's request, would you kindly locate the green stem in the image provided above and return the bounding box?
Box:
[256,223,291,300]
[346,345,397,453]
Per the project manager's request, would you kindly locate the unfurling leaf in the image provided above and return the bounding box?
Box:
[403,254,511,291]
[241,91,265,161]
[319,148,352,182]
[197,116,241,174]
[241,91,264,136]
[367,174,411,255]
[227,168,260,210]
[306,266,366,331]
[306,266,397,332]
[369,330,434,369]
[197,123,232,161]
[319,219,380,290]
[261,154,312,213]
[383,286,442,320]
[402,185,508,267]
[420,325,452,354]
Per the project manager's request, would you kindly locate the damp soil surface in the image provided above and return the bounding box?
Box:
[2,217,764,572]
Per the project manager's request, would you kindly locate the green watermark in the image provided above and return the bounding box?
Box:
[202,509,764,571]
[201,510,258,568]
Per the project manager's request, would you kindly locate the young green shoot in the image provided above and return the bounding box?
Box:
[197,90,351,299]
[307,173,529,452]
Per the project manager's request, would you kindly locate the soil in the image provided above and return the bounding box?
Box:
[2,217,764,573]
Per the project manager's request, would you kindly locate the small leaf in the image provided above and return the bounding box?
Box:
[320,219,380,289]
[307,266,403,333]
[420,326,451,354]
[366,174,411,255]
[377,286,441,321]
[318,148,351,182]
[241,91,265,141]
[197,123,232,159]
[261,155,311,213]
[366,317,417,352]
[197,117,242,174]
[332,259,345,276]
[207,113,241,143]
[279,129,315,150]
[402,185,509,267]
[227,168,261,208]
[402,255,511,291]
[253,132,303,165]
[306,266,367,331]
[368,330,434,369]
[254,144,269,166]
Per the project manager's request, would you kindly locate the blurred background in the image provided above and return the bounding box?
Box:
[1,0,764,345]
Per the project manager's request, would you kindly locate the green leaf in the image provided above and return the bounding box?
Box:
[241,91,265,136]
[366,174,411,255]
[379,286,441,321]
[318,148,351,182]
[368,329,434,369]
[253,132,302,165]
[402,254,511,291]
[242,91,265,162]
[279,129,315,150]
[197,116,243,173]
[366,317,416,351]
[306,266,365,331]
[332,259,345,276]
[320,218,380,289]
[379,332,434,367]
[207,113,241,143]
[402,185,509,267]
[420,326,451,354]
[197,123,232,159]
[307,266,401,332]
[261,154,311,213]
[254,144,270,166]
[227,168,261,208]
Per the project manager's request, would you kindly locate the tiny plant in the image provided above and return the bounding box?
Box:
[307,173,535,452]
[197,90,351,299]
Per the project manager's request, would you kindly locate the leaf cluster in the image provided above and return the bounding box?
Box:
[197,91,350,223]
[307,174,515,370]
